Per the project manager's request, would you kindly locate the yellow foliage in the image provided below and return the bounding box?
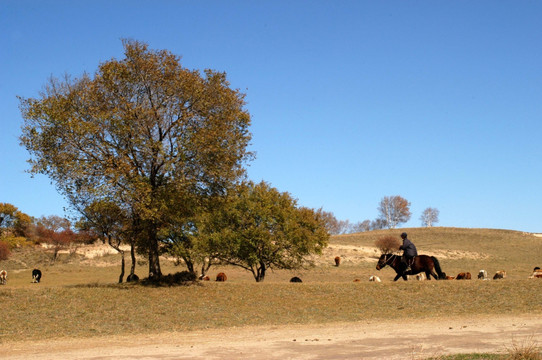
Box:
[0,235,33,249]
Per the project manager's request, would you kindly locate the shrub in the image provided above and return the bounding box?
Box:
[506,337,541,360]
[143,271,197,286]
[375,235,401,254]
[1,236,32,248]
[0,240,10,260]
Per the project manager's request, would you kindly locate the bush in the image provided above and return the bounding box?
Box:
[2,236,33,248]
[0,240,10,260]
[143,271,197,286]
[375,235,401,254]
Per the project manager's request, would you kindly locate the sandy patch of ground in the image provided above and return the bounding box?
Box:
[320,244,488,267]
[3,315,540,359]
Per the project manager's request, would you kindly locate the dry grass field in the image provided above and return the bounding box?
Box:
[1,227,541,358]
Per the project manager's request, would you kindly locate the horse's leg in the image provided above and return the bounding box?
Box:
[393,273,402,281]
[426,271,434,280]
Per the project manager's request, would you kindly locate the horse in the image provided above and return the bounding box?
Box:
[376,253,445,281]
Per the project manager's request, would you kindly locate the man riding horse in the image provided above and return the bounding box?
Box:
[399,232,417,275]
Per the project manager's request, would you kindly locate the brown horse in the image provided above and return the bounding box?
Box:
[376,253,445,281]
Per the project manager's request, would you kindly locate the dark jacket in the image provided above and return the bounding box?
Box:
[399,238,418,258]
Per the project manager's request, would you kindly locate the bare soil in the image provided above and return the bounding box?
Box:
[3,315,541,359]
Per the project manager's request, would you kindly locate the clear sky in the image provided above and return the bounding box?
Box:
[1,1,541,233]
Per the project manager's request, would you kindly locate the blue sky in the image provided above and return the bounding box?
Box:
[1,1,541,232]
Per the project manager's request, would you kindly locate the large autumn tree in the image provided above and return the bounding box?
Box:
[19,40,253,280]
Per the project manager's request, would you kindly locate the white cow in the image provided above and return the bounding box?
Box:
[529,267,542,279]
[369,275,382,282]
[477,269,488,280]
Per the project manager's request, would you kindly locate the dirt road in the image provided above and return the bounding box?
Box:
[3,315,541,359]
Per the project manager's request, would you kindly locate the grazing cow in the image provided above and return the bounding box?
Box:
[456,272,471,280]
[290,276,303,283]
[199,275,210,281]
[216,272,227,282]
[126,273,139,282]
[334,256,341,267]
[0,270,6,285]
[415,273,426,281]
[406,273,426,281]
[477,270,488,280]
[445,275,455,280]
[32,269,42,283]
[369,275,381,282]
[530,267,542,279]
[493,270,506,280]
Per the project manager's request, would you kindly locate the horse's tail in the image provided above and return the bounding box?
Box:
[431,256,445,280]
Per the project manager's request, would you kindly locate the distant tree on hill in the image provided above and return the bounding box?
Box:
[35,215,77,263]
[0,203,32,239]
[377,195,411,229]
[420,207,440,227]
[318,211,351,235]
[350,220,371,233]
[368,218,385,230]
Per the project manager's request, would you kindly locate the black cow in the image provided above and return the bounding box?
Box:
[32,269,42,283]
[126,273,139,282]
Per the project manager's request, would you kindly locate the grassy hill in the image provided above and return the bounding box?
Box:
[1,227,541,343]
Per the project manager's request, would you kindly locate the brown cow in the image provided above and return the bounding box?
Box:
[493,270,506,280]
[334,256,341,267]
[0,270,6,285]
[215,272,227,282]
[529,267,542,279]
[456,272,471,280]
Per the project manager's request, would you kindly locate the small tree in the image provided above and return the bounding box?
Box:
[375,236,401,254]
[78,200,132,283]
[318,211,351,235]
[0,240,10,261]
[35,216,76,263]
[209,181,329,282]
[370,218,387,230]
[351,220,371,233]
[420,207,440,227]
[377,195,411,229]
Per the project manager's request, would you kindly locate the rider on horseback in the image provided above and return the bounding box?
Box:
[399,232,417,274]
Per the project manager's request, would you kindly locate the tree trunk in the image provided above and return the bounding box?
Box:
[255,262,266,282]
[147,227,162,280]
[118,250,125,283]
[183,257,194,274]
[129,240,136,276]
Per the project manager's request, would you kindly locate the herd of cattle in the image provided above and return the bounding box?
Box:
[362,266,542,283]
[0,265,540,286]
